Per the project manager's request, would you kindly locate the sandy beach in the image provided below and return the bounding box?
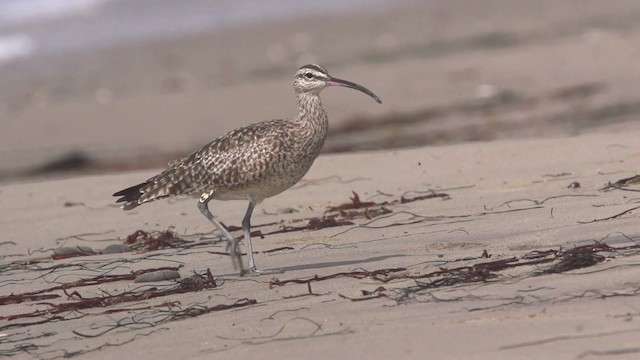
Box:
[2,131,640,359]
[1,1,640,359]
[3,0,640,177]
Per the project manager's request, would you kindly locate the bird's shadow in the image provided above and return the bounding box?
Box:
[219,254,406,277]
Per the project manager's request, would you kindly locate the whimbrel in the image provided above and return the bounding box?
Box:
[113,64,381,275]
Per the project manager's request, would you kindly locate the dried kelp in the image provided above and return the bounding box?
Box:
[2,269,217,322]
[400,190,450,203]
[269,268,406,295]
[544,245,606,273]
[578,205,640,224]
[268,242,640,302]
[600,174,640,192]
[325,191,377,212]
[125,226,192,252]
[0,266,180,306]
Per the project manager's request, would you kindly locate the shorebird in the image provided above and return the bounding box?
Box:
[113,64,381,275]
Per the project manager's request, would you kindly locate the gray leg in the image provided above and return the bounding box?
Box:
[242,201,257,273]
[198,198,245,275]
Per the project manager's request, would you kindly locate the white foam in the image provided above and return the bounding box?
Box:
[0,0,105,26]
[0,34,34,64]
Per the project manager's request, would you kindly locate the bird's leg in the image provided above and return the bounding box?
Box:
[198,196,245,275]
[242,200,283,275]
[242,201,258,273]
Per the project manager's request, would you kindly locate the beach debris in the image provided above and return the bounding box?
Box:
[63,201,86,207]
[600,174,640,192]
[542,172,573,178]
[0,268,222,322]
[269,268,406,295]
[544,246,606,273]
[125,226,190,252]
[178,269,217,289]
[400,190,450,203]
[134,270,181,283]
[567,181,581,189]
[326,191,376,212]
[578,205,640,224]
[102,244,133,254]
[0,266,180,307]
[339,286,389,302]
[51,246,95,260]
[268,241,640,301]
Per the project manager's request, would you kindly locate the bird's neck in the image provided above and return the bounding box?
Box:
[296,92,328,127]
[296,91,324,116]
[295,92,329,154]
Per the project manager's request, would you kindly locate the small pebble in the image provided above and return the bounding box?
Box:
[567,181,581,189]
[102,244,133,254]
[134,270,181,283]
[53,246,94,256]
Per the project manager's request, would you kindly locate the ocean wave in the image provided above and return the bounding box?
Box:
[0,0,105,26]
[0,34,34,64]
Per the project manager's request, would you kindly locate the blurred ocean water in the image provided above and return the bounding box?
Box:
[0,0,104,25]
[0,0,391,65]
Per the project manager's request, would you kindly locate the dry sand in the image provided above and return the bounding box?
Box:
[1,131,639,359]
[2,1,640,359]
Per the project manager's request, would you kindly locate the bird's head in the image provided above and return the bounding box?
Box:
[293,64,381,103]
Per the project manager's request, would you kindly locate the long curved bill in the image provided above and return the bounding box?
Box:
[326,77,382,104]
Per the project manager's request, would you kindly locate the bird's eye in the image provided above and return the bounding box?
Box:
[304,72,314,79]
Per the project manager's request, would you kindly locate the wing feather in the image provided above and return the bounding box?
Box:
[113,119,295,208]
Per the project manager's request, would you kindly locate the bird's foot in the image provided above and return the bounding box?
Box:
[241,267,283,277]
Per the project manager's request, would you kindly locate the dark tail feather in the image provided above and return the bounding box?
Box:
[113,181,151,209]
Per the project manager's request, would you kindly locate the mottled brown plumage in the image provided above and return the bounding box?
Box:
[114,64,381,275]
